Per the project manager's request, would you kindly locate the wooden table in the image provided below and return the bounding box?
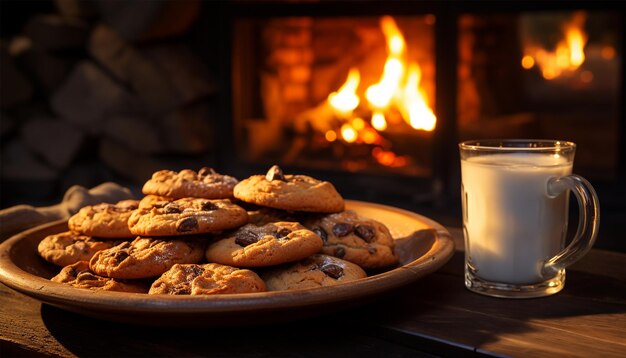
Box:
[2,228,625,357]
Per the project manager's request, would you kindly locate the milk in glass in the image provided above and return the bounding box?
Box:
[461,153,572,284]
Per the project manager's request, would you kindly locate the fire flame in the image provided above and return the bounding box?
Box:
[365,17,406,109]
[328,68,361,114]
[522,11,588,80]
[401,63,436,131]
[365,58,404,109]
[369,16,436,131]
[324,16,436,167]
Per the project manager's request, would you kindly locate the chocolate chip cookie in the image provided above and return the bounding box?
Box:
[89,236,206,279]
[304,210,398,269]
[148,263,266,295]
[52,261,148,293]
[128,198,248,236]
[262,254,367,291]
[38,231,120,267]
[205,222,323,267]
[233,165,344,213]
[142,167,239,199]
[68,199,139,238]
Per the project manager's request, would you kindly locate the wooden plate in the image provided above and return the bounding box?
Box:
[0,200,454,326]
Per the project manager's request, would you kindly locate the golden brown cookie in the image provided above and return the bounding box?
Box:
[37,231,120,267]
[89,237,206,279]
[304,210,397,269]
[142,167,239,199]
[51,261,148,293]
[205,222,323,267]
[262,254,367,291]
[68,200,139,238]
[233,165,344,213]
[128,198,248,236]
[148,263,266,295]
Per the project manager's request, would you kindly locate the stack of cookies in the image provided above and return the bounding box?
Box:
[37,165,398,295]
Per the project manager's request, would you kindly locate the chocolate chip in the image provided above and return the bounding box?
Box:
[235,230,259,247]
[198,167,216,177]
[312,227,328,242]
[153,201,170,208]
[164,203,182,214]
[201,201,219,211]
[76,272,99,282]
[332,223,353,237]
[265,165,286,181]
[320,263,344,279]
[334,246,346,258]
[274,228,292,239]
[112,250,129,263]
[190,265,205,278]
[368,245,377,254]
[355,224,376,242]
[177,217,198,232]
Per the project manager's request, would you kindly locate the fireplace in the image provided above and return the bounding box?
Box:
[230,13,441,202]
[222,1,625,209]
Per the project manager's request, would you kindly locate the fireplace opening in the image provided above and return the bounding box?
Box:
[232,15,437,180]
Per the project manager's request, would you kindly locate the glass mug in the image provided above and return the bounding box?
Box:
[459,140,600,298]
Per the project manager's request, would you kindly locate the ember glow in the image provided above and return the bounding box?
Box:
[522,11,589,80]
[328,68,361,115]
[340,124,357,143]
[371,111,387,131]
[372,147,409,168]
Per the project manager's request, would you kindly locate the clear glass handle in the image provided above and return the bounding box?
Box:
[543,175,600,277]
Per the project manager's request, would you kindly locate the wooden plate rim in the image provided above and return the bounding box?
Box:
[0,200,455,315]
